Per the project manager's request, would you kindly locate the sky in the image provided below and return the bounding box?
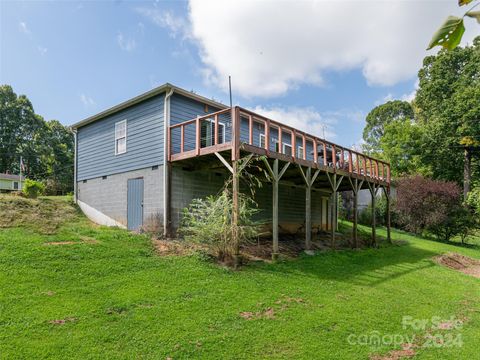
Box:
[1,0,479,148]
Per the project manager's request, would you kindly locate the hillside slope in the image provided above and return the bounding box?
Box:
[0,196,479,359]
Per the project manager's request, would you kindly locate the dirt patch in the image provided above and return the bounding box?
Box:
[240,295,307,320]
[434,253,480,278]
[370,348,415,360]
[240,307,276,320]
[49,317,77,325]
[44,236,98,246]
[153,239,197,256]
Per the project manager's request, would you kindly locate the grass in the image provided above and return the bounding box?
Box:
[0,196,479,359]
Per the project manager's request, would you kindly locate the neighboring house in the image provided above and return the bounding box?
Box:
[0,173,24,192]
[71,83,390,253]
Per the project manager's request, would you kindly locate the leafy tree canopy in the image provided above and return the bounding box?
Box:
[0,85,73,193]
[362,100,414,154]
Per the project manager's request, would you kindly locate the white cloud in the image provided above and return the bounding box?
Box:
[18,21,31,35]
[186,0,478,98]
[37,46,47,56]
[136,7,189,39]
[117,32,136,52]
[252,105,365,141]
[80,94,95,107]
[401,79,420,102]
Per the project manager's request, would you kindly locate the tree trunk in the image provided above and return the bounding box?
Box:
[464,147,471,202]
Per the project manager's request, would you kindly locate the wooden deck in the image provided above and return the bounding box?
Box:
[167,106,391,261]
[168,107,390,186]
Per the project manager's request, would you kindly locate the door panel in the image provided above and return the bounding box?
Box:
[127,178,144,230]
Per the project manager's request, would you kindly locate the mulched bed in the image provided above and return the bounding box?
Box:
[434,253,480,278]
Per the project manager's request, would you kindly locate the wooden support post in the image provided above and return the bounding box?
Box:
[214,114,219,145]
[272,159,279,259]
[298,165,320,252]
[248,115,253,145]
[326,172,344,249]
[353,186,358,248]
[383,186,392,244]
[232,160,240,268]
[331,187,336,248]
[323,142,327,166]
[196,116,201,156]
[348,177,363,249]
[368,182,379,247]
[292,130,296,159]
[262,158,290,261]
[305,167,312,251]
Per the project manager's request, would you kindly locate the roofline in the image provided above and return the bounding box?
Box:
[70,83,228,129]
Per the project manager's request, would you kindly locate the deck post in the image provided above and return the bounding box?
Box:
[305,168,312,251]
[298,165,321,252]
[383,186,392,244]
[272,159,279,260]
[326,172,344,249]
[368,182,379,247]
[262,158,290,261]
[348,177,364,249]
[232,159,240,268]
[353,187,358,248]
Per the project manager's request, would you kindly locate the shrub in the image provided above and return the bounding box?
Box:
[22,179,45,199]
[179,187,260,262]
[466,187,480,216]
[395,176,467,242]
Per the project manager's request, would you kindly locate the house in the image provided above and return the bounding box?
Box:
[71,83,391,257]
[0,173,24,192]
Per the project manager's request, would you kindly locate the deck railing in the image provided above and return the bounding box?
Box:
[168,107,390,184]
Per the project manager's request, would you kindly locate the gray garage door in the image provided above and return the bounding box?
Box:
[127,178,144,230]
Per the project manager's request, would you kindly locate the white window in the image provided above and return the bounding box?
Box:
[297,146,304,159]
[13,181,18,190]
[115,120,127,155]
[201,119,225,147]
[259,133,266,149]
[283,143,292,156]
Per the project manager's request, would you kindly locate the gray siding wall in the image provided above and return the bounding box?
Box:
[171,166,331,233]
[77,95,165,181]
[78,166,163,226]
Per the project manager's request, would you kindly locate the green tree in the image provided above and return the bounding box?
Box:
[379,119,424,177]
[0,85,74,193]
[415,37,480,195]
[362,100,414,154]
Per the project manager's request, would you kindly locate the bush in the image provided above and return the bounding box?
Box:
[22,179,45,199]
[466,187,480,216]
[179,188,260,262]
[395,176,468,242]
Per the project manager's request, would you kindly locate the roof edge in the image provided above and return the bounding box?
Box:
[70,83,228,129]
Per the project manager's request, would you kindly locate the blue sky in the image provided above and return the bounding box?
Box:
[1,0,477,148]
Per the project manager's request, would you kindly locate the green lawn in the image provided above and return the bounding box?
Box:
[1,196,479,359]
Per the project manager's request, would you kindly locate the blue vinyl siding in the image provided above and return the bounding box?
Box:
[169,93,230,154]
[77,95,164,180]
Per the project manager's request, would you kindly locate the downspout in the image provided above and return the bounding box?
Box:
[163,87,174,236]
[71,128,78,203]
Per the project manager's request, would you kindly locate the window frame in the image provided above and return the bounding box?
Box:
[115,119,127,155]
[201,118,225,147]
[297,145,304,159]
[283,143,292,156]
[12,181,18,190]
[259,133,266,149]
